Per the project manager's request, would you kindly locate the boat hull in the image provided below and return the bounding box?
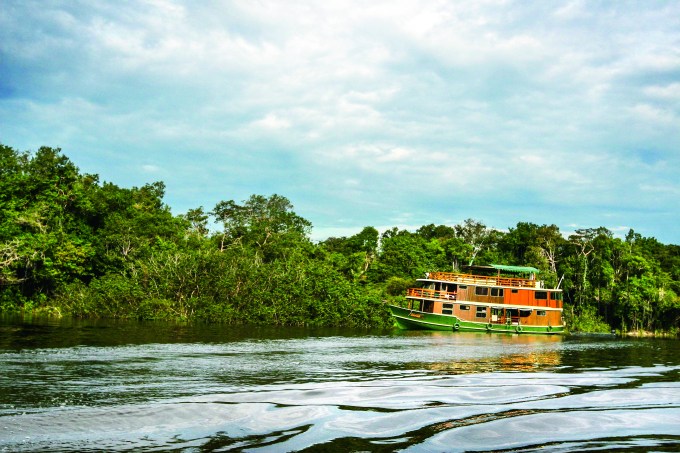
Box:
[388,304,565,334]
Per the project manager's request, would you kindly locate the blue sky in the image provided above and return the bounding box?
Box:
[2,1,679,244]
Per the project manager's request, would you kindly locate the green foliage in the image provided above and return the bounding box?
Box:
[321,226,378,281]
[565,305,611,333]
[1,142,679,333]
[368,229,437,281]
[385,276,413,296]
[211,194,312,262]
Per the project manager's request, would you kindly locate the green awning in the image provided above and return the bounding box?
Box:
[490,264,540,274]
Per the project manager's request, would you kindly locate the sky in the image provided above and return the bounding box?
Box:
[1,0,679,244]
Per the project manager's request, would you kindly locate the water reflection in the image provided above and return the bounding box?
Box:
[1,317,679,451]
[415,333,565,373]
[426,350,562,374]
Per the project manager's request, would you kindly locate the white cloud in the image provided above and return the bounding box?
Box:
[629,104,677,125]
[644,83,680,100]
[1,0,680,243]
[142,164,161,173]
[251,114,291,130]
[553,1,585,20]
[639,184,680,195]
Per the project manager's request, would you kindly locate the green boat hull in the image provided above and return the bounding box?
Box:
[388,304,565,335]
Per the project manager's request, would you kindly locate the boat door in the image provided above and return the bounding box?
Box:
[506,308,520,325]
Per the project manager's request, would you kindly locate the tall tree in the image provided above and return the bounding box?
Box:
[322,226,379,280]
[211,194,312,261]
[454,219,491,265]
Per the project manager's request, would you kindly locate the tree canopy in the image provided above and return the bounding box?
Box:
[1,144,678,333]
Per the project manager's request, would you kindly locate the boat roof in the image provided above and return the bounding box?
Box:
[466,264,540,274]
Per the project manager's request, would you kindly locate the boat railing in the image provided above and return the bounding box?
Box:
[490,316,518,325]
[407,288,457,300]
[427,271,539,288]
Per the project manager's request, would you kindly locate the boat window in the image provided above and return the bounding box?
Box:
[550,292,563,300]
[476,306,487,318]
[491,288,504,297]
[459,305,470,311]
[443,303,454,309]
[535,291,548,300]
[511,289,518,294]
[459,285,467,290]
[537,310,546,316]
[442,309,453,315]
[475,287,489,296]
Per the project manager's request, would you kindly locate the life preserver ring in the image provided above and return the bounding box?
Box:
[516,326,522,333]
[453,323,460,331]
[486,323,492,331]
[547,325,553,332]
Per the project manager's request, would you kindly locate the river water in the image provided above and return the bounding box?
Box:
[1,316,679,452]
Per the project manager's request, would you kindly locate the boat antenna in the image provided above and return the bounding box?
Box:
[556,274,565,289]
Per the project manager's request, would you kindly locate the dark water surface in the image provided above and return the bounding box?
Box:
[1,316,679,452]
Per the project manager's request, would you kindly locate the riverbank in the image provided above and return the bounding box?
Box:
[624,329,680,338]
[10,308,680,339]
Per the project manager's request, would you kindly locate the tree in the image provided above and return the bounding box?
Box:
[536,224,564,275]
[88,181,184,272]
[0,146,97,295]
[454,219,492,265]
[416,224,456,241]
[567,228,601,307]
[181,207,210,238]
[321,226,379,280]
[370,229,441,281]
[500,222,539,264]
[210,194,312,261]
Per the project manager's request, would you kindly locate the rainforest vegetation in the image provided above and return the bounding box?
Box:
[1,144,679,333]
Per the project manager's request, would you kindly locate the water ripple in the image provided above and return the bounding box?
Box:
[2,325,680,451]
[2,366,679,451]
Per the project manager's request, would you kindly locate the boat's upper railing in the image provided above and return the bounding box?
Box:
[426,271,540,288]
[407,288,457,300]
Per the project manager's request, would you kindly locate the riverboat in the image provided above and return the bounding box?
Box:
[387,264,565,334]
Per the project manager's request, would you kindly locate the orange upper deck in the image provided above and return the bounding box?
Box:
[426,271,541,289]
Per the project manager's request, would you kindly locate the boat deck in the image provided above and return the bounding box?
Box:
[426,271,540,288]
